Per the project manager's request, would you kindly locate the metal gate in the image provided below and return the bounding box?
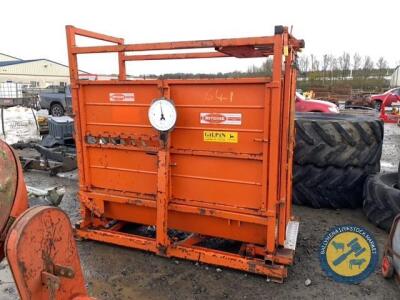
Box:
[66,25,303,281]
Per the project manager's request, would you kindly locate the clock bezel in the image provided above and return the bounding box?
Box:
[148,98,177,132]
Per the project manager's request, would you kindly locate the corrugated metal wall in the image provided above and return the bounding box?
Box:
[0,60,69,76]
[0,60,70,87]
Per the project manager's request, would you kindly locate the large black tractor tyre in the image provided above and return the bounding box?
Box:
[363,173,400,232]
[293,164,378,209]
[295,113,383,168]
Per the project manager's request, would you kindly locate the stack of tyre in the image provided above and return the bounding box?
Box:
[293,113,383,209]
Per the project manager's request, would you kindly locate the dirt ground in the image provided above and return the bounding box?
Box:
[0,124,399,300]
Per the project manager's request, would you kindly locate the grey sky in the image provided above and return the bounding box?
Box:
[1,0,399,75]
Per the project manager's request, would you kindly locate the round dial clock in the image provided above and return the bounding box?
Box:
[148,99,177,132]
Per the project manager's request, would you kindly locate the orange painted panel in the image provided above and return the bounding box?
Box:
[79,80,273,241]
[82,83,160,104]
[103,201,265,244]
[168,82,267,106]
[171,154,262,209]
[171,129,263,154]
[169,82,267,154]
[88,147,157,194]
[82,84,160,137]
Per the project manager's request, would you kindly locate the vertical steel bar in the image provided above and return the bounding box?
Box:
[118,39,126,80]
[265,32,283,254]
[286,50,297,225]
[156,81,171,254]
[278,30,292,245]
[77,87,91,189]
[66,26,86,190]
[260,86,271,213]
[156,147,170,254]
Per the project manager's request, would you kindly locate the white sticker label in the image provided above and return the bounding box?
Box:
[200,113,242,125]
[109,93,135,102]
[284,220,299,250]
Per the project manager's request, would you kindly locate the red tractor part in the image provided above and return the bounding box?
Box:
[0,138,93,299]
[5,206,93,300]
[0,139,28,261]
[382,214,400,281]
[382,255,394,278]
[379,93,400,123]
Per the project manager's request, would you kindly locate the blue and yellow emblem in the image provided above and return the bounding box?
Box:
[319,225,378,284]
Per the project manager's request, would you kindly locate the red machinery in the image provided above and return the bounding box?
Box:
[379,93,400,124]
[382,214,400,281]
[0,139,28,260]
[0,139,93,300]
[6,206,92,300]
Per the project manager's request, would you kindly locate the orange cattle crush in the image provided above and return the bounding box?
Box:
[66,25,304,281]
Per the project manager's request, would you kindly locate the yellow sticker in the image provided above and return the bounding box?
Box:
[283,45,289,56]
[203,131,238,143]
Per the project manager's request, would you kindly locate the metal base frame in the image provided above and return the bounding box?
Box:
[75,223,294,282]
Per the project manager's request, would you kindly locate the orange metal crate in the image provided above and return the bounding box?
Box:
[66,25,304,281]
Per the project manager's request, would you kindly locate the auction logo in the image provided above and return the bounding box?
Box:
[319,225,378,284]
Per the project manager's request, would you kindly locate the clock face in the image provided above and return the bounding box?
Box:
[148,99,177,131]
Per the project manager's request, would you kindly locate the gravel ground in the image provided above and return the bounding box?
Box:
[0,123,399,299]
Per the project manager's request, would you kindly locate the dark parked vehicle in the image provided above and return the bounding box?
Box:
[39,86,72,116]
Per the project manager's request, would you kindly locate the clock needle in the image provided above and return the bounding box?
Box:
[159,102,165,120]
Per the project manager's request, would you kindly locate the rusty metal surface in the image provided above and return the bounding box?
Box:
[0,140,17,246]
[5,206,89,300]
[0,140,29,262]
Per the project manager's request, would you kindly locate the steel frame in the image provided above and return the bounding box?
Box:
[76,225,292,281]
[66,25,303,281]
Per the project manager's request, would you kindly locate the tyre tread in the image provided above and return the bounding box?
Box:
[295,114,383,168]
[363,173,400,231]
[293,164,377,208]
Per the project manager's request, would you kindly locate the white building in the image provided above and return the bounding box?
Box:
[0,53,85,88]
[391,66,400,88]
